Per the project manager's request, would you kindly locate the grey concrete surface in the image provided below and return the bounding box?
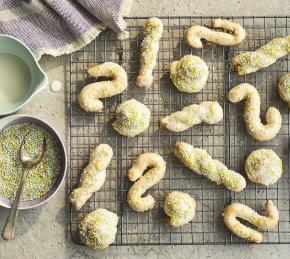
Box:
[0,1,290,258]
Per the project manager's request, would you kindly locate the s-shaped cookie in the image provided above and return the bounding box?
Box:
[127,153,166,212]
[229,83,282,141]
[223,201,279,243]
[185,19,245,48]
[78,62,128,112]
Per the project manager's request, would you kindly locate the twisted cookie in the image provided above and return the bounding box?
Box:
[185,19,245,48]
[170,55,209,93]
[174,142,246,192]
[127,153,166,212]
[232,35,290,75]
[160,101,223,132]
[78,62,127,112]
[164,191,196,227]
[80,209,118,249]
[113,99,151,137]
[245,149,282,186]
[278,73,290,107]
[223,201,279,243]
[137,17,163,88]
[70,144,113,211]
[229,83,282,141]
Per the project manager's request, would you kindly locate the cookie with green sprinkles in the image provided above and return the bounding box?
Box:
[245,149,282,186]
[160,101,223,132]
[136,17,163,88]
[185,19,246,48]
[164,191,196,227]
[70,144,113,211]
[113,99,151,137]
[78,62,128,112]
[223,201,279,243]
[0,123,61,201]
[174,141,246,192]
[127,152,166,212]
[232,35,290,75]
[79,208,119,249]
[229,83,282,142]
[170,55,209,93]
[278,73,290,108]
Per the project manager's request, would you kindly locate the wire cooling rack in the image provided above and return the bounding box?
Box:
[67,16,290,245]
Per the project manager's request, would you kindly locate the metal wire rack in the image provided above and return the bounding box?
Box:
[67,16,290,245]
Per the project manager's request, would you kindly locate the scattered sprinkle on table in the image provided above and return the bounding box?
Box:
[50,80,62,93]
[0,123,62,201]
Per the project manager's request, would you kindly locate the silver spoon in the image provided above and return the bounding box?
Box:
[1,130,46,240]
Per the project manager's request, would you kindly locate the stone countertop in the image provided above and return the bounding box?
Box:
[0,1,290,258]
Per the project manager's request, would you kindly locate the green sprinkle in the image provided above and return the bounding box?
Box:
[0,123,62,201]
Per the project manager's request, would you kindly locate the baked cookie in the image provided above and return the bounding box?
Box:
[185,19,245,48]
[174,142,246,192]
[164,191,196,227]
[113,99,151,137]
[127,153,166,212]
[245,149,282,186]
[137,17,163,88]
[70,144,113,211]
[278,73,290,107]
[232,35,290,75]
[223,201,279,243]
[79,209,119,249]
[229,83,282,141]
[170,55,209,93]
[160,101,223,132]
[78,62,127,112]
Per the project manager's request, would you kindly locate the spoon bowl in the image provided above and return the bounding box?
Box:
[0,114,67,209]
[1,130,47,240]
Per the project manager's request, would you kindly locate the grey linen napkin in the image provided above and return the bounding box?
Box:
[0,0,132,59]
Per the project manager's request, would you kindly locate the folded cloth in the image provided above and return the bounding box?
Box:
[0,0,132,59]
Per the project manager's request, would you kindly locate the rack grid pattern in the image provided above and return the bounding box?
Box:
[68,16,290,245]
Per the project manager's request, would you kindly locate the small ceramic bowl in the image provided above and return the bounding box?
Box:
[0,115,67,209]
[0,35,48,116]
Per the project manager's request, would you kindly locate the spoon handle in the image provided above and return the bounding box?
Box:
[1,167,28,241]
